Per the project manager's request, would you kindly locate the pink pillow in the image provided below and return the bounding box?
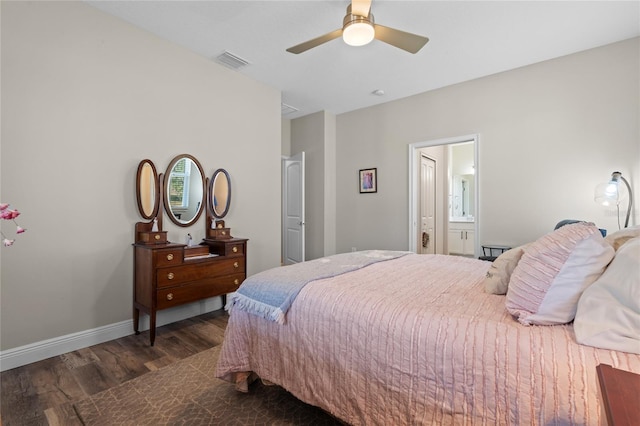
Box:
[505,222,614,325]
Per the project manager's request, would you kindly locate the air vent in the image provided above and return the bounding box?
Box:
[215,51,250,70]
[281,103,299,116]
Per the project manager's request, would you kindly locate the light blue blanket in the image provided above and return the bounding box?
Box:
[227,250,410,324]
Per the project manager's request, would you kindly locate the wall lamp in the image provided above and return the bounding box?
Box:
[594,171,634,228]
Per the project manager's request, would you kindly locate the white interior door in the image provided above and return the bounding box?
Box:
[282,152,305,264]
[420,155,436,254]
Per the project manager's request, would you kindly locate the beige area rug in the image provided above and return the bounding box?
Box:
[73,345,342,425]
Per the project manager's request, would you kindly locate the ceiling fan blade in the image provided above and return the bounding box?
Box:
[373,24,429,54]
[286,28,343,54]
[351,0,372,17]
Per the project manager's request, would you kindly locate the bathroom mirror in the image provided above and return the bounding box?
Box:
[135,159,159,220]
[451,174,474,218]
[209,168,231,218]
[449,143,475,221]
[163,154,205,227]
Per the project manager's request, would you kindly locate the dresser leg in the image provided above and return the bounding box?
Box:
[149,312,156,346]
[133,308,140,335]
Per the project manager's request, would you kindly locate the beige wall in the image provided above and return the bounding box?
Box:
[281,118,291,157]
[289,111,337,260]
[323,112,337,256]
[335,37,639,254]
[1,1,282,351]
[290,112,326,260]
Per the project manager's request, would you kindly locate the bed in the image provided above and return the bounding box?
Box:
[215,223,640,425]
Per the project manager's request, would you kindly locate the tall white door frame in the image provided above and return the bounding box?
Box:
[282,152,305,264]
[408,134,480,255]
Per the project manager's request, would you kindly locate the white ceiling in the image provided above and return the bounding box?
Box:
[86,1,640,119]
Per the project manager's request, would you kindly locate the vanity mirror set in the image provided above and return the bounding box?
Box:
[135,154,232,242]
[133,154,247,346]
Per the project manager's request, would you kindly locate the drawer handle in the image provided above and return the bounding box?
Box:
[234,262,239,268]
[166,253,174,261]
[167,272,174,280]
[221,230,227,236]
[154,234,161,240]
[166,293,173,301]
[234,278,239,285]
[232,246,238,253]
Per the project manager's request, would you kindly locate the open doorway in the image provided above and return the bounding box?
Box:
[282,152,305,265]
[408,135,479,256]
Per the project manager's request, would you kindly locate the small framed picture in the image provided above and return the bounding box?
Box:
[359,168,377,193]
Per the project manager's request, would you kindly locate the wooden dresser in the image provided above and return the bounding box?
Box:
[133,237,247,345]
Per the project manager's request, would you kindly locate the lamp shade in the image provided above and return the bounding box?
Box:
[594,171,633,228]
[594,182,624,206]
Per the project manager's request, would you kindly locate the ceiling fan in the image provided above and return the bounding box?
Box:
[286,0,429,54]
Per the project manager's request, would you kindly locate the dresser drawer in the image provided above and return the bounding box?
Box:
[155,249,183,267]
[156,257,245,288]
[225,242,245,256]
[156,273,245,309]
[203,238,247,257]
[210,272,245,294]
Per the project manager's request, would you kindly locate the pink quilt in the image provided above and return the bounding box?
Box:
[215,254,640,425]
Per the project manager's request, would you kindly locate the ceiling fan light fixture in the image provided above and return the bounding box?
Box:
[286,1,428,54]
[343,15,375,46]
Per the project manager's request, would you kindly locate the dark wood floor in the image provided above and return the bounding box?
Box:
[0,309,229,426]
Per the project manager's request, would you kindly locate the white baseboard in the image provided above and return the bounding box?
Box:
[0,297,223,372]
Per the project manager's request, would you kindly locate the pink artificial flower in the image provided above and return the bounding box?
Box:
[1,204,26,247]
[0,209,20,220]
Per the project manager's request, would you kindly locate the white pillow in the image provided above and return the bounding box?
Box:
[604,225,640,251]
[574,237,640,354]
[505,222,615,325]
[483,245,527,295]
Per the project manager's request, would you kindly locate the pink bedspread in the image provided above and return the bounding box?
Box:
[215,254,640,425]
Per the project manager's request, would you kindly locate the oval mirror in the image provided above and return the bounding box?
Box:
[163,154,205,227]
[209,168,231,218]
[136,159,159,220]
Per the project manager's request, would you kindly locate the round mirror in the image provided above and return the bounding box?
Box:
[163,154,205,227]
[209,168,231,218]
[136,159,159,220]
